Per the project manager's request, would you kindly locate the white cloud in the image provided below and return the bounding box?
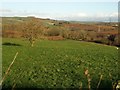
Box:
[110,12,118,17]
[72,13,88,17]
[0,9,12,12]
[52,12,118,22]
[96,12,118,17]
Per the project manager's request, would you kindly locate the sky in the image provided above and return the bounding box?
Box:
[0,0,119,22]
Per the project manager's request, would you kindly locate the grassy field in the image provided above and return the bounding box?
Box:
[2,38,119,89]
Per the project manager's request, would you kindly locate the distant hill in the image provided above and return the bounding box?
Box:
[1,16,119,46]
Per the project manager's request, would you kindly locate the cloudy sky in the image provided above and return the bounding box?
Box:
[0,0,119,22]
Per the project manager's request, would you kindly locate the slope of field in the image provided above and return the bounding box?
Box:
[2,38,119,89]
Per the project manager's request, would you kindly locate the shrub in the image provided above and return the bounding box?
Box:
[47,28,60,36]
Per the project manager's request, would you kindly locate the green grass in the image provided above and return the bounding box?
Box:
[2,38,119,89]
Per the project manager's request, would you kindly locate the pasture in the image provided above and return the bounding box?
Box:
[2,38,119,89]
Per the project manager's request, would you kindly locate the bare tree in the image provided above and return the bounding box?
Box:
[21,18,43,47]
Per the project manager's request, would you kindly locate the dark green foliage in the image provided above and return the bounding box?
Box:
[107,34,116,45]
[47,29,60,36]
